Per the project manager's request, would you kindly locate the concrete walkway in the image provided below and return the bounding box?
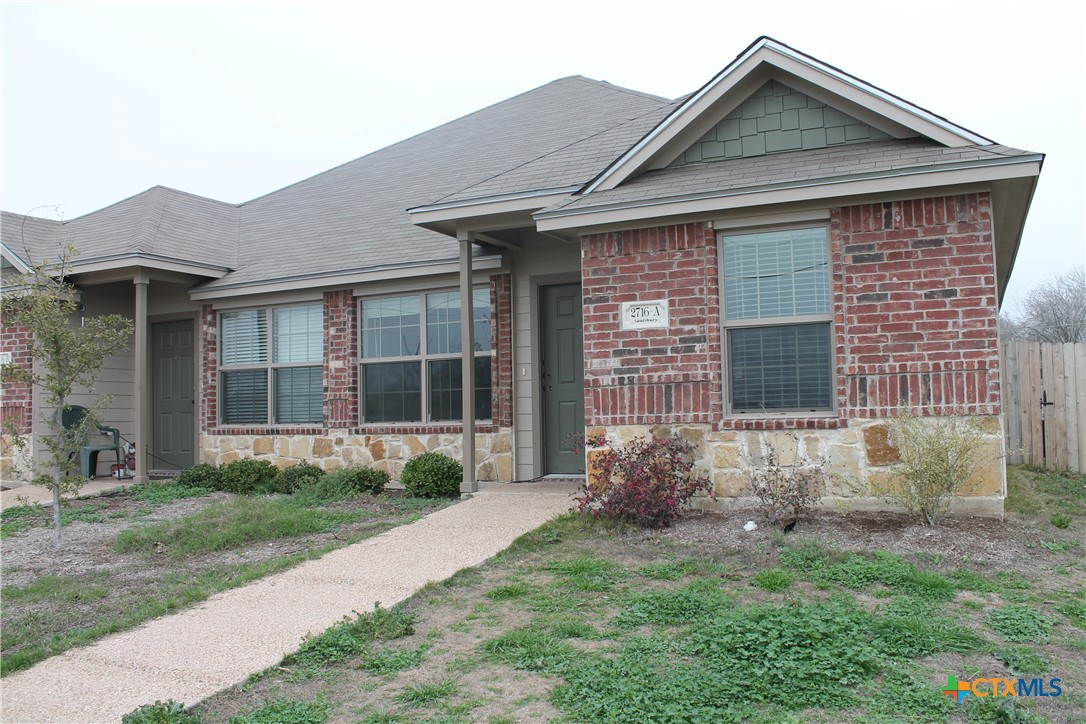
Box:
[0,480,135,511]
[0,482,575,723]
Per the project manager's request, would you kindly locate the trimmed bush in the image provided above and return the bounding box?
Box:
[400,452,462,498]
[175,463,223,491]
[330,466,389,495]
[274,461,324,494]
[219,458,278,495]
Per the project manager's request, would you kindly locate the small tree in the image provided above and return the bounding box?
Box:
[1,247,133,546]
[1001,267,1086,343]
[874,411,998,526]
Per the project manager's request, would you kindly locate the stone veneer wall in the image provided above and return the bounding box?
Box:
[200,429,513,483]
[198,275,516,482]
[581,193,1004,514]
[587,419,1004,515]
[1,321,33,479]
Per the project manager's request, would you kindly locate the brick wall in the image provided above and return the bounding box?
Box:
[324,289,357,428]
[201,275,514,435]
[582,223,724,426]
[581,192,999,428]
[837,192,1000,416]
[1,322,33,435]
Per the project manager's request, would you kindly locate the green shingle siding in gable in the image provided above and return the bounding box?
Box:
[671,80,891,166]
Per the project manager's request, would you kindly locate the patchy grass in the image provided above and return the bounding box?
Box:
[179,477,1086,722]
[113,497,368,556]
[1,491,449,676]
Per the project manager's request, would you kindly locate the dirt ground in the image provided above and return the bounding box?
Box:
[189,496,1086,723]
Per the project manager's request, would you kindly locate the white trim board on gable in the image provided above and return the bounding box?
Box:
[585,36,991,195]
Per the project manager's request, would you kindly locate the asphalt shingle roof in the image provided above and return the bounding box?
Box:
[540,140,1039,215]
[2,76,666,287]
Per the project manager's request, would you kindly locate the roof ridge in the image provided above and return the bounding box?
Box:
[238,75,624,208]
[430,96,676,204]
[564,75,670,103]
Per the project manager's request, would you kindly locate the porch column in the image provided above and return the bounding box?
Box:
[133,274,150,483]
[458,230,477,493]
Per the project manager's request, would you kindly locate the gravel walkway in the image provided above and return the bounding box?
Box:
[0,483,575,723]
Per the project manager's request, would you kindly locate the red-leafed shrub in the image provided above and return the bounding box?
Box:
[575,433,712,528]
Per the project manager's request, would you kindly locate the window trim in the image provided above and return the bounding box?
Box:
[718,223,836,417]
[218,302,324,426]
[358,286,494,425]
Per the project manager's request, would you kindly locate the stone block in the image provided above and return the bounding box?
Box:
[405,435,427,455]
[675,426,706,452]
[276,436,291,456]
[711,444,741,469]
[708,430,738,443]
[713,470,749,497]
[252,437,274,455]
[270,457,293,471]
[826,444,861,479]
[290,437,313,459]
[862,424,900,466]
[218,451,240,465]
[369,438,386,460]
[321,457,343,472]
[476,460,495,481]
[312,437,334,458]
[495,454,513,482]
[764,431,799,466]
[491,432,512,454]
[804,435,822,461]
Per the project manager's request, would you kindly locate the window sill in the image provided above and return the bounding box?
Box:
[716,415,843,431]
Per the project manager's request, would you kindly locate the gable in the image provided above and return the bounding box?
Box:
[668,80,890,166]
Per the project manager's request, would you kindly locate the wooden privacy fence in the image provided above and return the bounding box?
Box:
[1002,342,1086,472]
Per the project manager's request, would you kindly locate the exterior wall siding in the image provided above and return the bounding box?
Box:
[200,275,515,482]
[581,192,1004,514]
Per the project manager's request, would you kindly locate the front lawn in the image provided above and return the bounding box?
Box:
[0,483,452,676]
[188,465,1085,723]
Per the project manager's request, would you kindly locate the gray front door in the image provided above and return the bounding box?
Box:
[540,283,585,474]
[152,320,195,470]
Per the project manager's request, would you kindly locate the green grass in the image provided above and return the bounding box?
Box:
[113,497,365,556]
[615,579,732,628]
[127,483,214,505]
[751,568,793,592]
[2,573,110,604]
[483,627,576,672]
[1,502,110,537]
[546,556,626,592]
[228,697,330,723]
[358,644,429,675]
[985,605,1055,643]
[284,606,415,678]
[393,679,459,706]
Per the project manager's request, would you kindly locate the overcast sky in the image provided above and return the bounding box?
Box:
[3,0,1083,304]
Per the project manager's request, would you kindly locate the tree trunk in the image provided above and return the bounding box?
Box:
[52,477,62,547]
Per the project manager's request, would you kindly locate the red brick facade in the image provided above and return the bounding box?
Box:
[1,322,33,435]
[581,192,1000,429]
[582,223,723,427]
[837,193,1000,417]
[201,274,514,435]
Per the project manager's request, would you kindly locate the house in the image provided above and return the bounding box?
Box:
[0,38,1042,515]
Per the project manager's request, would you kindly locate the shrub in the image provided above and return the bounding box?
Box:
[329,465,389,495]
[400,452,462,498]
[747,434,827,525]
[873,411,998,526]
[219,458,279,495]
[274,461,324,494]
[575,433,711,528]
[175,463,223,491]
[121,700,199,724]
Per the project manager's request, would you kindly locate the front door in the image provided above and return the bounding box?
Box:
[152,320,195,470]
[540,283,585,474]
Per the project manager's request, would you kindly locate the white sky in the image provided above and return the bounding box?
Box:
[3,0,1083,304]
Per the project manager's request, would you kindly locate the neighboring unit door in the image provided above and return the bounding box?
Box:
[152,320,195,470]
[540,283,585,474]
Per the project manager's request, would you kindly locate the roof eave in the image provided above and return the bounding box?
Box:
[535,156,1043,233]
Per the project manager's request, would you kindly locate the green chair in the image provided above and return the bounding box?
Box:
[61,405,123,479]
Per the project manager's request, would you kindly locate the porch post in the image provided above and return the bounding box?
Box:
[458,230,477,493]
[133,274,150,483]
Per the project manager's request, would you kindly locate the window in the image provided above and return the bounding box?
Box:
[721,227,833,413]
[360,289,492,423]
[219,304,323,425]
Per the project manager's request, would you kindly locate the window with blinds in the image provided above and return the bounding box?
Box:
[361,289,492,423]
[219,303,323,425]
[721,227,833,413]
